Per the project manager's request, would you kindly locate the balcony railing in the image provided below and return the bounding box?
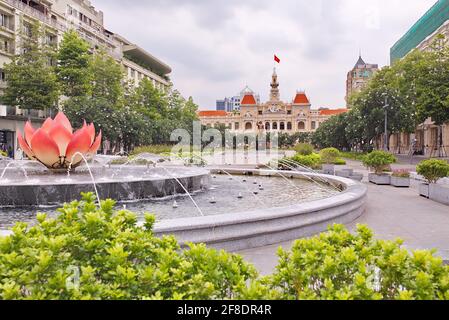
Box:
[3,106,53,119]
[4,0,67,32]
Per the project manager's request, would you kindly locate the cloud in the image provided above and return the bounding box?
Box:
[93,0,436,109]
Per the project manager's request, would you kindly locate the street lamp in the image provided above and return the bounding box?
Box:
[382,93,389,151]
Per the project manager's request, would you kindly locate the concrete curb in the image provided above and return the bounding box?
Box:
[154,169,368,251]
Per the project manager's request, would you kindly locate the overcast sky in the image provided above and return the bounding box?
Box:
[93,0,436,110]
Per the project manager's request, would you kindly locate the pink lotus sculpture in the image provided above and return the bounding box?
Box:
[18,112,102,170]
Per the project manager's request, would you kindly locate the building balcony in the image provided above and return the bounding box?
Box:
[4,0,66,32]
[1,105,53,120]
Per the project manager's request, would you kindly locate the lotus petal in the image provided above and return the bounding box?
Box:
[49,123,73,157]
[87,130,102,156]
[17,132,35,159]
[30,129,61,168]
[41,118,54,134]
[24,122,35,146]
[66,126,92,166]
[54,112,73,134]
[87,123,95,144]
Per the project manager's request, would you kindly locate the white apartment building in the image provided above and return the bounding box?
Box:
[0,0,172,158]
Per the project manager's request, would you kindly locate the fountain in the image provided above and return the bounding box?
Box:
[0,112,368,251]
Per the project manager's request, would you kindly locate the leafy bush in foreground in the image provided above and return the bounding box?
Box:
[1,195,449,300]
[0,193,256,300]
[260,225,449,300]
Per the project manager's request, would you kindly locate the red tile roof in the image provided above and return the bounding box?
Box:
[241,94,257,105]
[293,93,310,104]
[198,110,228,117]
[319,109,348,116]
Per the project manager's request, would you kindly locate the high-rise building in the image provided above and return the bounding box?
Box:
[390,0,449,63]
[216,86,260,112]
[0,0,172,158]
[345,55,378,105]
[387,0,449,157]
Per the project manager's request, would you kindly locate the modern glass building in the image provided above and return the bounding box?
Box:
[390,0,449,63]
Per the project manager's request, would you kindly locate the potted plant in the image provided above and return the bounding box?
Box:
[390,169,411,188]
[320,148,340,175]
[362,151,396,185]
[416,159,449,203]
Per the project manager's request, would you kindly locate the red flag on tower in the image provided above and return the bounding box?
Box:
[274,54,280,63]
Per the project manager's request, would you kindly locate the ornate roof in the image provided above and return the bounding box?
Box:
[241,94,257,105]
[319,109,348,116]
[293,92,310,104]
[198,111,228,117]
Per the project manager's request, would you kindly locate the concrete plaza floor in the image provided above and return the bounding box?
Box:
[237,160,449,275]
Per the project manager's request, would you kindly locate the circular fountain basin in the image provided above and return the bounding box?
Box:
[0,164,210,207]
[152,168,367,251]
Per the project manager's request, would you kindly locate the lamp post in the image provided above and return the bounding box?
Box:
[382,94,389,151]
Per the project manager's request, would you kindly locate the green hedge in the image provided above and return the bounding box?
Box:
[1,194,449,300]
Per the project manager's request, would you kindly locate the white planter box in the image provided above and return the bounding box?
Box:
[322,164,335,175]
[429,184,449,205]
[349,174,364,182]
[419,183,430,198]
[391,176,410,188]
[368,173,391,185]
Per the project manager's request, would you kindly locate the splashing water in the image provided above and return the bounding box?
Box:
[0,162,30,182]
[158,166,204,217]
[67,152,101,206]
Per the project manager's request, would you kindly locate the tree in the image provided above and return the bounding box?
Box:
[414,35,449,126]
[89,49,124,105]
[1,21,59,110]
[56,29,92,97]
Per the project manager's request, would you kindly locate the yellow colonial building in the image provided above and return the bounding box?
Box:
[199,69,347,134]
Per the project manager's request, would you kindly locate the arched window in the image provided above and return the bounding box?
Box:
[265,122,271,131]
[298,121,305,130]
[287,122,292,130]
[245,122,253,131]
[273,122,278,130]
[280,122,285,131]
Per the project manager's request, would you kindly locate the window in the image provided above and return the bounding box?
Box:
[258,111,263,115]
[265,122,271,130]
[273,122,278,130]
[245,122,252,131]
[298,121,305,130]
[287,110,292,115]
[280,122,285,130]
[287,122,292,130]
[0,69,6,81]
[0,14,9,28]
[234,122,240,130]
[311,121,316,130]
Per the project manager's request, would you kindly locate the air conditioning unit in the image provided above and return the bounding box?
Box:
[38,110,45,118]
[0,105,6,117]
[16,107,23,116]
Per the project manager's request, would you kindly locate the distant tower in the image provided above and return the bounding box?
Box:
[270,68,280,102]
[345,54,378,107]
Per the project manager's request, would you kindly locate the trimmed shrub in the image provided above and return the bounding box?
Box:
[320,148,341,164]
[416,159,449,184]
[392,169,411,178]
[256,224,449,300]
[294,143,314,156]
[362,151,396,175]
[290,153,322,169]
[334,158,347,166]
[0,193,257,300]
